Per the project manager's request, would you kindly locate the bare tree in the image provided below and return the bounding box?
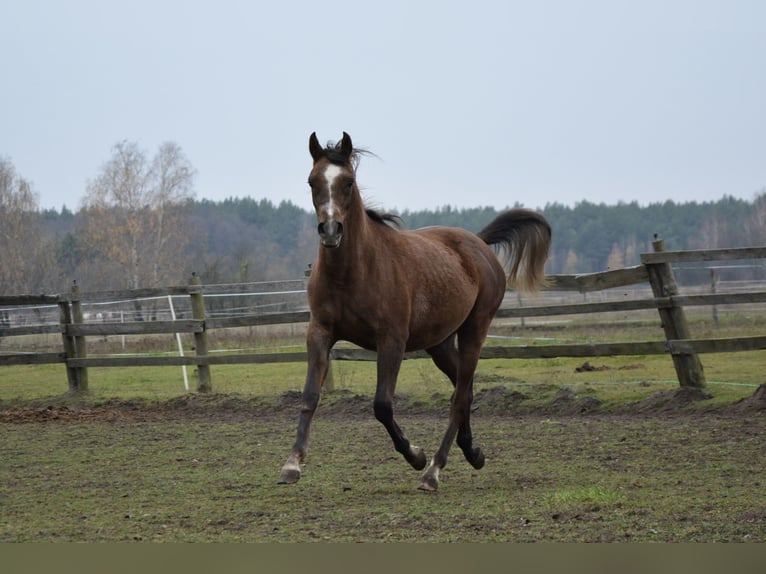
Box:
[745,190,766,245]
[81,141,196,289]
[606,242,625,270]
[149,142,196,285]
[562,249,579,274]
[0,157,55,293]
[689,213,730,250]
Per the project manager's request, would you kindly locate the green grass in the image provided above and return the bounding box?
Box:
[2,335,765,542]
[2,414,765,542]
[3,309,764,408]
[1,344,763,412]
[544,486,626,510]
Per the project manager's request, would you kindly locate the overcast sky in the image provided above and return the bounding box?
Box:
[2,0,765,213]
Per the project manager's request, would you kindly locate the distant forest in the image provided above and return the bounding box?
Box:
[4,141,765,296]
[19,192,763,294]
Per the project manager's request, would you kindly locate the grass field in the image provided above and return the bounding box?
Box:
[3,309,764,401]
[2,408,765,542]
[1,312,765,542]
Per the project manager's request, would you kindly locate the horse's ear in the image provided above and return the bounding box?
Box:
[340,132,353,158]
[309,132,323,162]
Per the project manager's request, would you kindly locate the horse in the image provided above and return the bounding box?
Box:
[279,132,551,491]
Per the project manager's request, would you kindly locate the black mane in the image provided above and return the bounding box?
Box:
[366,209,403,228]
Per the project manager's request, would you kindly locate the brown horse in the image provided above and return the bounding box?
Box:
[280,132,551,490]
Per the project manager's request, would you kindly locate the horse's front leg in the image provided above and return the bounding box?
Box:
[279,324,332,484]
[373,341,427,471]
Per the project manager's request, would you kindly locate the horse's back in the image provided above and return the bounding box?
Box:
[407,225,506,286]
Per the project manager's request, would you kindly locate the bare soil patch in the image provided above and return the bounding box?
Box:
[3,404,765,542]
[2,383,765,425]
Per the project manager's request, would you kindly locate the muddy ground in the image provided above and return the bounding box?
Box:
[2,381,765,424]
[2,385,765,542]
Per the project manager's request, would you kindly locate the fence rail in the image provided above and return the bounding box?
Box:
[2,242,765,393]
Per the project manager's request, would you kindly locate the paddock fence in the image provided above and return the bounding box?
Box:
[2,239,765,394]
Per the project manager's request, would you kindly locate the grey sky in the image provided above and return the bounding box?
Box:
[2,0,765,213]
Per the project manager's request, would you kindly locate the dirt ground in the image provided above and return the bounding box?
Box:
[2,382,765,425]
[2,384,766,542]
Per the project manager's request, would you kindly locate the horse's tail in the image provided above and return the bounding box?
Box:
[477,208,552,293]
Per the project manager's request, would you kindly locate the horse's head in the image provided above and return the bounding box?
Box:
[307,132,358,248]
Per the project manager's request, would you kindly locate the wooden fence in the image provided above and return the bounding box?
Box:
[2,240,766,394]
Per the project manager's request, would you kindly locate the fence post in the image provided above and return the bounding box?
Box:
[58,297,79,392]
[710,268,719,328]
[646,238,706,388]
[67,282,90,392]
[189,273,212,392]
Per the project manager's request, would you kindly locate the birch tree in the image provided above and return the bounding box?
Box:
[0,157,55,293]
[81,141,195,289]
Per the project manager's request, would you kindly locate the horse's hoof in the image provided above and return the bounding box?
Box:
[470,448,485,470]
[418,475,439,492]
[409,445,427,471]
[278,466,301,484]
[418,464,439,491]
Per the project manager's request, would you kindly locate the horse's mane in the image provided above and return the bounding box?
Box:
[322,138,402,229]
[366,208,403,228]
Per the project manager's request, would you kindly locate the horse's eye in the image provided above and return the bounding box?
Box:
[347,180,355,189]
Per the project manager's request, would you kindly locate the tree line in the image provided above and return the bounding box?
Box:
[2,142,765,295]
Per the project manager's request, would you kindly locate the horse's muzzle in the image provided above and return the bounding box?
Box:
[317,221,344,248]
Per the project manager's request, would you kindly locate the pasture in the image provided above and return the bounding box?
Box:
[2,313,765,542]
[2,298,766,542]
[2,403,765,542]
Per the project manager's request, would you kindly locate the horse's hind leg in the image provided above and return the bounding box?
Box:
[420,326,487,491]
[373,341,428,471]
[427,334,485,467]
[426,335,458,388]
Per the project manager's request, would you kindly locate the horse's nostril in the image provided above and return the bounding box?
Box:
[318,221,343,238]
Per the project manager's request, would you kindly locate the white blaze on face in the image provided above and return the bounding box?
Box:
[322,164,343,218]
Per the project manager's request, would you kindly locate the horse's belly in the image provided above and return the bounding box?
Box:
[405,294,474,351]
[332,302,467,353]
